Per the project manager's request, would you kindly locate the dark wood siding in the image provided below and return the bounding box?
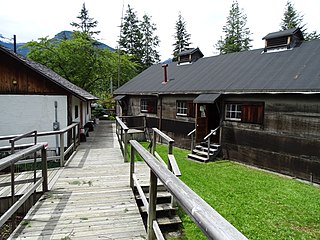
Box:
[222,94,320,183]
[0,52,68,95]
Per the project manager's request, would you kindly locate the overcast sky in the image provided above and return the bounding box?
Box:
[1,0,319,61]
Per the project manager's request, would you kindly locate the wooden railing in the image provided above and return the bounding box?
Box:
[0,142,48,232]
[115,116,129,162]
[129,140,247,240]
[0,122,80,166]
[187,128,196,152]
[204,126,220,159]
[151,128,181,177]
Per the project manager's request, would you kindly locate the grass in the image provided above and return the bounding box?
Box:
[145,142,320,240]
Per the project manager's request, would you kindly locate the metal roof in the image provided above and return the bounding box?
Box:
[193,93,221,104]
[0,46,98,101]
[114,39,320,96]
[262,28,302,40]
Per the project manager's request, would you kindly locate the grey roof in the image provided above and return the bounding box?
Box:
[262,28,302,40]
[114,39,320,95]
[178,47,204,57]
[193,93,221,104]
[0,46,98,101]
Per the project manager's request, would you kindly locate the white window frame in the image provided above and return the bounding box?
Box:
[225,103,241,121]
[176,101,188,116]
[141,99,148,112]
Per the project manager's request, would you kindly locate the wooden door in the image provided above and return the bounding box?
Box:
[196,104,208,142]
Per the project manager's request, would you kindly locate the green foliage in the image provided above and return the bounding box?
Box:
[280,1,320,40]
[280,1,306,32]
[216,0,252,54]
[172,13,192,61]
[150,143,320,240]
[140,14,160,70]
[25,32,137,96]
[119,5,160,72]
[70,3,100,37]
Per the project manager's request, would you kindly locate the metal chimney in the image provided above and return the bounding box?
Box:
[162,64,168,84]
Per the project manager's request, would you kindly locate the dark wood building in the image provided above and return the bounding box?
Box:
[114,28,320,184]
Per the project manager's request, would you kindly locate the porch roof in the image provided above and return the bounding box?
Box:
[193,93,221,104]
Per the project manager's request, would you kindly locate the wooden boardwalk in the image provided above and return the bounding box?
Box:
[10,121,147,239]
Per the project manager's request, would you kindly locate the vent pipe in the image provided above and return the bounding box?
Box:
[162,64,168,84]
[13,35,17,53]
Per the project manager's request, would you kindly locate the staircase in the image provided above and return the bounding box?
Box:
[134,184,182,238]
[188,142,221,162]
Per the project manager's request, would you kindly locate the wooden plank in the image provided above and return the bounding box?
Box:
[10,121,146,239]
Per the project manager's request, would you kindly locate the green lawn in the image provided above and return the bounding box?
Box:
[144,142,320,240]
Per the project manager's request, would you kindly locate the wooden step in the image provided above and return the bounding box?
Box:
[187,153,209,162]
[192,149,214,157]
[139,203,177,213]
[157,215,182,226]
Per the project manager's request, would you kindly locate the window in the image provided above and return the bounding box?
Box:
[176,101,195,117]
[225,103,241,121]
[140,98,157,114]
[225,102,264,124]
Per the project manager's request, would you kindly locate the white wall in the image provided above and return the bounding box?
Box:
[0,95,67,148]
[71,96,91,126]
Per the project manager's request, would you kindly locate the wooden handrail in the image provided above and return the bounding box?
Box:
[204,126,220,141]
[187,128,196,137]
[115,116,129,162]
[129,140,247,240]
[0,122,80,167]
[0,122,79,141]
[0,143,48,230]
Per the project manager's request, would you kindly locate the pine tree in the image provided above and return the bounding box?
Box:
[280,1,319,40]
[118,5,143,69]
[140,14,160,69]
[70,3,100,37]
[172,13,192,61]
[216,0,252,54]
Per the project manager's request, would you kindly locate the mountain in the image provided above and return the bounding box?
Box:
[0,31,115,56]
[0,34,29,55]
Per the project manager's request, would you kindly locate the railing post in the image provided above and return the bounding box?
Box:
[60,133,65,166]
[124,129,128,162]
[130,144,135,189]
[41,147,48,192]
[151,130,156,156]
[10,139,16,230]
[73,125,76,152]
[191,134,195,152]
[207,137,211,160]
[147,170,157,240]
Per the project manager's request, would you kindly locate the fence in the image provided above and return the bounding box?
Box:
[129,139,248,240]
[0,141,48,232]
[0,122,80,166]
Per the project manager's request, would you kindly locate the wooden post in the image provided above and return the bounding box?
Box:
[73,125,76,152]
[147,170,157,240]
[130,144,135,189]
[191,134,195,152]
[151,130,156,156]
[123,129,128,162]
[60,133,65,166]
[41,147,48,192]
[207,137,211,160]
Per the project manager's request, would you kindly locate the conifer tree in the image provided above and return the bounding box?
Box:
[216,0,252,54]
[140,14,160,69]
[70,3,100,37]
[172,13,192,61]
[118,5,143,69]
[280,1,319,40]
